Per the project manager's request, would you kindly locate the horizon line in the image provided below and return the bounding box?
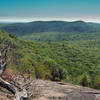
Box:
[0,17,100,23]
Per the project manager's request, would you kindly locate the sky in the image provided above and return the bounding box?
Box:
[0,0,100,22]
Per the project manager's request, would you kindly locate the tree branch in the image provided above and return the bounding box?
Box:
[0,46,29,100]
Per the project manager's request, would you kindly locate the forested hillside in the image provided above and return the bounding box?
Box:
[21,32,100,42]
[0,21,100,36]
[1,30,100,90]
[1,21,100,42]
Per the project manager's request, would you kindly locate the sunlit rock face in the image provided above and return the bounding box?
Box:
[0,78,100,100]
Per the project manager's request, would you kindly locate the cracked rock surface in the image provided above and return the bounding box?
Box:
[28,80,100,100]
[1,79,100,100]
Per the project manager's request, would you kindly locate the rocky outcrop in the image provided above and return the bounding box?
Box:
[1,78,100,100]
[27,80,100,100]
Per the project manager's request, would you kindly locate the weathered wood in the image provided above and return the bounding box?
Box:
[0,77,16,94]
[0,46,29,100]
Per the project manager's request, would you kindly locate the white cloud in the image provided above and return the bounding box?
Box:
[0,17,100,23]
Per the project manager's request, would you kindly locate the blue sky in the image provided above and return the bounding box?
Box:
[0,0,100,22]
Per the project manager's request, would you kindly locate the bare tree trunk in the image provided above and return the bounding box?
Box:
[0,46,29,100]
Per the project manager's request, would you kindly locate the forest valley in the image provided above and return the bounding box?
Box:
[1,21,100,99]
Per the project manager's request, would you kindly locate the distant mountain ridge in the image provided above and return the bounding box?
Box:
[0,20,100,36]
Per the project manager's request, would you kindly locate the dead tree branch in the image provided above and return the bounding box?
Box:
[0,45,29,100]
